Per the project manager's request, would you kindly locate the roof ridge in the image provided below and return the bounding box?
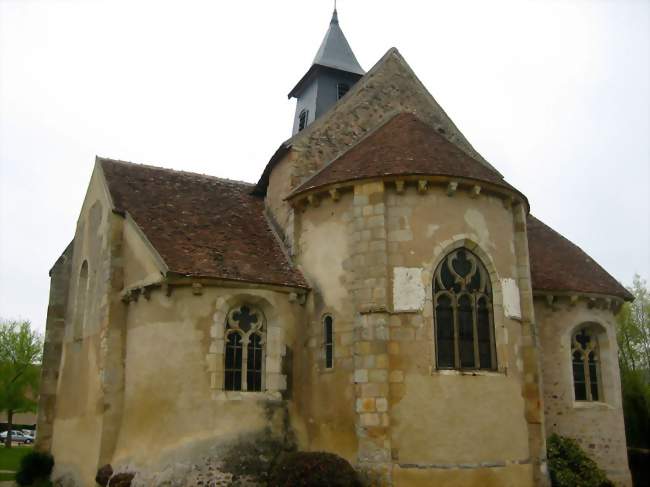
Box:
[97,156,255,187]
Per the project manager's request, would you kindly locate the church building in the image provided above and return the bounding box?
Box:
[36,8,633,487]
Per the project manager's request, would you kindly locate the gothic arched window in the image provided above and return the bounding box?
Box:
[224,305,265,392]
[572,327,601,401]
[433,248,496,370]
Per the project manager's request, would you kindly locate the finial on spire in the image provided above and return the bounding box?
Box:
[331,1,339,25]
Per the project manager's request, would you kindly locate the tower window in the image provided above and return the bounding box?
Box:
[433,248,496,370]
[298,109,309,132]
[224,305,265,392]
[324,315,334,369]
[337,83,350,100]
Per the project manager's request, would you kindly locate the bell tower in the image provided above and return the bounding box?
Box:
[289,8,365,135]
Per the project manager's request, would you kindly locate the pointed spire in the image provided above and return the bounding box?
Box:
[311,7,364,75]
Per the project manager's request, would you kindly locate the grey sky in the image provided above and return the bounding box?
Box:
[1,0,648,333]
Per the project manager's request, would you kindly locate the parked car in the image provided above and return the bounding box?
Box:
[0,430,33,444]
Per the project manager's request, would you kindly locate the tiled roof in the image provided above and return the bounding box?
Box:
[99,158,308,289]
[289,113,522,199]
[527,215,632,301]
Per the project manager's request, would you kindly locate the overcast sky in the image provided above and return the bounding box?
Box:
[1,0,648,333]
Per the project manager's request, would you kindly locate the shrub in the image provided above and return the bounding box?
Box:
[15,451,54,487]
[269,451,361,487]
[547,434,613,487]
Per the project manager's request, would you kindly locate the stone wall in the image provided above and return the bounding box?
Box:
[536,297,632,486]
[108,284,304,485]
[294,179,546,486]
[35,242,73,452]
[49,167,115,486]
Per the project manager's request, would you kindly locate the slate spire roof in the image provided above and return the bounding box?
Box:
[312,8,364,75]
[288,8,364,99]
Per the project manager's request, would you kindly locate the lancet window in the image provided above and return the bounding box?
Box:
[572,327,601,402]
[433,248,496,370]
[324,315,334,369]
[224,305,265,392]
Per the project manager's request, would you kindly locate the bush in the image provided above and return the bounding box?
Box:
[269,451,361,487]
[15,451,54,487]
[547,434,613,487]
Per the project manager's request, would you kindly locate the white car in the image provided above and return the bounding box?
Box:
[0,430,34,444]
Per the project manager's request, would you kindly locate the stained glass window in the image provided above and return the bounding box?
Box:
[571,328,601,402]
[224,305,265,391]
[433,248,496,370]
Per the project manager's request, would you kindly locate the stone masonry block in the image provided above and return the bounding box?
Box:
[376,397,389,412]
[354,369,369,383]
[360,413,381,427]
[369,369,389,382]
[389,370,404,383]
[356,398,376,413]
[361,382,389,397]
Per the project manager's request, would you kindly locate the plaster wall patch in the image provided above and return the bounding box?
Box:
[501,278,522,320]
[393,267,425,312]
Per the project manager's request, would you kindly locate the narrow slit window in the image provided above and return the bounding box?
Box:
[324,315,334,369]
[433,248,496,370]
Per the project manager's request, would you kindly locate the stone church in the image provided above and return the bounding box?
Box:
[36,8,633,487]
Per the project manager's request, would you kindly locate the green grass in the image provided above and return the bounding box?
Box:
[0,445,32,471]
[0,471,15,481]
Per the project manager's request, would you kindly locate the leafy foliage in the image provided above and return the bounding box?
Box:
[617,275,650,373]
[0,319,43,447]
[616,275,650,449]
[269,451,361,487]
[547,434,613,487]
[15,451,54,486]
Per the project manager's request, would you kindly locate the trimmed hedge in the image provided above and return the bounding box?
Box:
[15,451,54,487]
[547,434,613,487]
[269,451,361,487]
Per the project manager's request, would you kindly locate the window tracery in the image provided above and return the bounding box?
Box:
[572,327,601,402]
[433,248,496,370]
[224,305,265,392]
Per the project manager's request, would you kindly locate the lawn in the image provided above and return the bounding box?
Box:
[0,471,15,482]
[0,445,32,481]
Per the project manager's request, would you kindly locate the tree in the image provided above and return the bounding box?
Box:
[617,275,650,373]
[0,319,43,448]
[616,275,650,449]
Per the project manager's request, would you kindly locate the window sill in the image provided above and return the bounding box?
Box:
[573,401,613,410]
[212,391,283,401]
[432,369,505,377]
